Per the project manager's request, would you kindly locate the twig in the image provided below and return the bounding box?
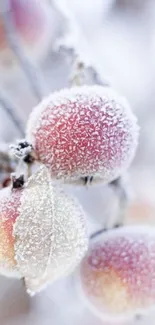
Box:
[0,143,17,188]
[0,89,24,136]
[86,66,109,86]
[90,228,106,240]
[69,55,109,87]
[109,176,129,227]
[53,0,109,88]
[90,176,129,239]
[70,58,86,86]
[0,0,46,102]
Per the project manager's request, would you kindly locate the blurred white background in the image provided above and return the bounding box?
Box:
[1,0,155,324]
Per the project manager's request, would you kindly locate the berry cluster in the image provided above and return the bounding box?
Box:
[0,84,140,305]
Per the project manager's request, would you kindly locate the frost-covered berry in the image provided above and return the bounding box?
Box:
[0,186,21,277]
[26,85,139,184]
[79,226,155,322]
[0,166,88,295]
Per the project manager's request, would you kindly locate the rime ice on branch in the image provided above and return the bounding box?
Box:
[26,85,139,184]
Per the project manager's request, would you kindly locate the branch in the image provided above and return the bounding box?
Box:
[0,89,24,136]
[109,176,129,226]
[90,176,130,238]
[69,55,109,87]
[0,142,17,188]
[52,0,109,87]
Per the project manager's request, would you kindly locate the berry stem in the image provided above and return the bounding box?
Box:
[70,58,86,86]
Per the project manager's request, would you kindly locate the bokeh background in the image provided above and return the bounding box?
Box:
[0,0,155,324]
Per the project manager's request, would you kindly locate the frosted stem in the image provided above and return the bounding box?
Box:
[90,228,106,240]
[69,55,109,87]
[90,176,129,239]
[0,0,46,102]
[110,176,129,227]
[70,58,86,86]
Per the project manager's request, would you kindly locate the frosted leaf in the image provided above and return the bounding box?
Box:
[14,166,88,295]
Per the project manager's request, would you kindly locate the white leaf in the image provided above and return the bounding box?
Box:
[13,166,88,295]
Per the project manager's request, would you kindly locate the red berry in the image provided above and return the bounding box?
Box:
[79,226,155,321]
[27,86,139,183]
[0,186,22,277]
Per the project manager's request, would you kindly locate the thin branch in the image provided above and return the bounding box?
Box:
[110,176,129,226]
[86,66,109,86]
[70,59,86,86]
[0,0,46,102]
[0,89,24,136]
[90,176,129,239]
[70,57,109,87]
[53,0,109,88]
[90,228,106,240]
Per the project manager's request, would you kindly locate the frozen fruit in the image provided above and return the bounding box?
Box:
[0,186,21,277]
[79,226,155,321]
[27,85,139,184]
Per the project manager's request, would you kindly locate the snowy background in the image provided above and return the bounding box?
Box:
[0,0,155,324]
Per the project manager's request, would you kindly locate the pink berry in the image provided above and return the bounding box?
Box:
[79,226,155,321]
[0,166,88,295]
[0,186,22,277]
[0,0,50,64]
[27,85,139,183]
